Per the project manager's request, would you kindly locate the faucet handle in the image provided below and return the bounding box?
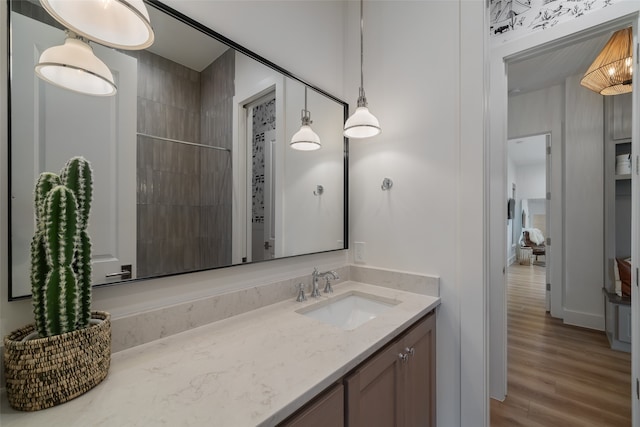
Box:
[323,277,334,294]
[296,283,307,302]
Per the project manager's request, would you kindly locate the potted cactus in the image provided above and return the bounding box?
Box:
[3,157,111,412]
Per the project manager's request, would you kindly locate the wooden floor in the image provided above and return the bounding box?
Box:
[490,264,632,427]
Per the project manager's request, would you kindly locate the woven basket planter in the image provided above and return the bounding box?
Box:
[3,311,111,411]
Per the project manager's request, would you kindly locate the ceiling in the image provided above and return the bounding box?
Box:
[507,32,610,95]
[145,4,229,72]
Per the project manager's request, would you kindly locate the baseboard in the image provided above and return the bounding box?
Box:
[507,254,516,266]
[563,309,605,331]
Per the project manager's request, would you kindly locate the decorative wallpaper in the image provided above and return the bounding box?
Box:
[251,98,276,224]
[490,0,622,43]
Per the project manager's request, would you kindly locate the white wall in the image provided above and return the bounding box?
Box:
[346,1,486,425]
[563,73,604,330]
[517,162,546,200]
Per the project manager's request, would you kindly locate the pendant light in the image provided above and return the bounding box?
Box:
[290,86,321,151]
[581,27,633,96]
[39,0,154,50]
[344,0,381,139]
[35,32,117,97]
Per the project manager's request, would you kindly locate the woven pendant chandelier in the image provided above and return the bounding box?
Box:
[581,28,633,96]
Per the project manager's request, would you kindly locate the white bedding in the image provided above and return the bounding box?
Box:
[520,228,545,245]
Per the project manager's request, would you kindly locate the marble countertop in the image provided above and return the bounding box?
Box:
[1,281,440,426]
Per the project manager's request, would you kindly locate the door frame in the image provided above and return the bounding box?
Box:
[488,6,640,410]
[232,76,284,265]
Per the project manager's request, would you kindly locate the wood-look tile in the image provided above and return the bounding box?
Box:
[490,264,631,427]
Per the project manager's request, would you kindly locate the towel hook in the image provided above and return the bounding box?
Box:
[314,185,324,196]
[381,178,393,191]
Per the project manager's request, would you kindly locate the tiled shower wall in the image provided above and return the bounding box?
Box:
[135,49,234,277]
[199,49,234,270]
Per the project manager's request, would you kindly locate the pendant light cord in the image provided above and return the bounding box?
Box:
[356,0,368,107]
[360,0,364,92]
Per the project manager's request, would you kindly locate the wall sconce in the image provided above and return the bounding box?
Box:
[39,0,154,50]
[35,32,117,97]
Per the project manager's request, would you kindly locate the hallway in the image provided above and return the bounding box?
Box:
[490,264,631,426]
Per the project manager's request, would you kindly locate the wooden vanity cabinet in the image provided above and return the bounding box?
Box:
[345,312,436,427]
[279,311,436,427]
[280,383,344,427]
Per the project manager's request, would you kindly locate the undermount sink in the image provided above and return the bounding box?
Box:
[297,291,399,330]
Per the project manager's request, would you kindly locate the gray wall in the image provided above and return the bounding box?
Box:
[135,49,234,277]
[199,49,234,269]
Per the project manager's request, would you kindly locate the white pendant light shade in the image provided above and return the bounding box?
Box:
[35,35,117,96]
[344,106,381,139]
[39,0,154,50]
[291,87,321,151]
[290,125,321,151]
[344,0,381,139]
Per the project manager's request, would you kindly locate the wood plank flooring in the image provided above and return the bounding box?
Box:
[490,264,632,427]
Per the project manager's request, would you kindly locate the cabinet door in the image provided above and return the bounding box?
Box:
[345,342,402,427]
[280,383,344,427]
[401,312,436,427]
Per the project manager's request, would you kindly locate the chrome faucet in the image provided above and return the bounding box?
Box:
[311,268,339,296]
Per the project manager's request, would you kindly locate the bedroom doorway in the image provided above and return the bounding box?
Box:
[507,134,550,310]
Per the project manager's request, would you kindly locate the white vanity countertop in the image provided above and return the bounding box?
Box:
[1,281,440,427]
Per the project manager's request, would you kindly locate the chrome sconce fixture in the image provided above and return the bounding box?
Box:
[290,86,321,151]
[344,0,381,139]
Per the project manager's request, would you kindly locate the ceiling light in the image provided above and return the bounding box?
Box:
[581,27,633,96]
[35,33,117,97]
[344,0,381,139]
[291,86,321,151]
[39,0,154,50]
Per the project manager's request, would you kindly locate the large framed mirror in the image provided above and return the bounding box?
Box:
[8,0,348,299]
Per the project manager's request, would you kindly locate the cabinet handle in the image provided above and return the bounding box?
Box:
[405,347,415,357]
[398,353,409,363]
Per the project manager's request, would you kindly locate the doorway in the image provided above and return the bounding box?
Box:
[507,134,550,309]
[488,16,640,422]
[245,92,277,262]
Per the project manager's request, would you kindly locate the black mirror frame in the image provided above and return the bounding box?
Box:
[6,0,349,301]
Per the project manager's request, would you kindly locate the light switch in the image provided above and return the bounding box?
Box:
[355,242,366,263]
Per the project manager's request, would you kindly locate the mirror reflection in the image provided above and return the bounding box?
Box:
[9,0,347,299]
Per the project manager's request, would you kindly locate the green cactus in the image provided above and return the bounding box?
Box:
[30,157,94,337]
[61,157,93,328]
